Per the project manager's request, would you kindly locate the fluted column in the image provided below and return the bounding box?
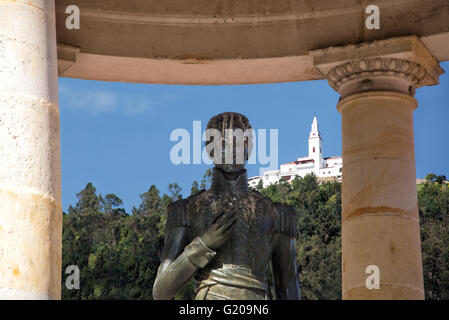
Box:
[311,36,444,299]
[0,0,61,299]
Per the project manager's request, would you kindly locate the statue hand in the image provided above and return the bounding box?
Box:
[200,211,237,251]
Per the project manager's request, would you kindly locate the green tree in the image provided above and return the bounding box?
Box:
[101,193,125,214]
[62,185,164,300]
[260,174,341,299]
[190,180,200,195]
[68,182,102,215]
[436,175,447,185]
[133,185,162,216]
[168,183,183,201]
[200,168,212,190]
[419,177,449,299]
[61,172,449,300]
[425,173,438,183]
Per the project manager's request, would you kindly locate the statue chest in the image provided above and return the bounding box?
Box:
[187,191,276,275]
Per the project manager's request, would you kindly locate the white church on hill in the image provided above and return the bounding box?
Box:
[248,117,342,188]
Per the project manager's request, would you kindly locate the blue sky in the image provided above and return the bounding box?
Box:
[59,61,449,213]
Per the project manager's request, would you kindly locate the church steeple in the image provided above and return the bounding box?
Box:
[308,116,323,170]
[309,116,321,139]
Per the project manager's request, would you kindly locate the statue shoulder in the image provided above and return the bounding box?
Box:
[186,188,206,201]
[273,202,297,238]
[250,188,268,200]
[248,190,296,237]
[249,188,277,211]
[166,189,207,229]
[166,198,190,229]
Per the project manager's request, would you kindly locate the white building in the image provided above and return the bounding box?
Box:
[248,117,342,188]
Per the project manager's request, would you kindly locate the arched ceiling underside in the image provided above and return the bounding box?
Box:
[56,0,449,85]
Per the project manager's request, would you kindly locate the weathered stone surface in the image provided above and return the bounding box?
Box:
[0,189,62,300]
[0,0,61,300]
[342,214,423,299]
[311,36,444,97]
[0,94,61,199]
[338,91,424,300]
[54,0,449,84]
[0,0,58,105]
[344,284,424,300]
[310,35,443,299]
[339,92,418,221]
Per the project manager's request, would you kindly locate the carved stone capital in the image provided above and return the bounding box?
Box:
[326,57,432,96]
[310,36,444,97]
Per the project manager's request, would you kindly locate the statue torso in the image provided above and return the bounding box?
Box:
[187,187,277,278]
[164,168,297,299]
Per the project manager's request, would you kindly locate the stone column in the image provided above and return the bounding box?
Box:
[0,0,61,299]
[311,36,444,299]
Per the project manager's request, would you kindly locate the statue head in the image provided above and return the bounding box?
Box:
[205,112,253,173]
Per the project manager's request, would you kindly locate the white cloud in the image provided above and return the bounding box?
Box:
[59,85,178,116]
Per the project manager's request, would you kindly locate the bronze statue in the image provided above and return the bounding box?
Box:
[153,112,300,300]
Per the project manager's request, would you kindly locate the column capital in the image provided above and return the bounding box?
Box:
[310,36,444,97]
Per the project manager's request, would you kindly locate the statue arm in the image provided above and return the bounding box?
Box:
[152,226,216,300]
[271,203,301,300]
[153,200,236,300]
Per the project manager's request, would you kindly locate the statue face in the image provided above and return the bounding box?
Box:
[206,127,253,172]
[216,163,245,173]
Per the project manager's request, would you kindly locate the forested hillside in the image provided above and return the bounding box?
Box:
[61,172,449,300]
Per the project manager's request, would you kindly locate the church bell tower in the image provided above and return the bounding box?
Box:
[308,116,323,173]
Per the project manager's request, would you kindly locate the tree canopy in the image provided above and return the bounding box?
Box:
[62,172,449,300]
